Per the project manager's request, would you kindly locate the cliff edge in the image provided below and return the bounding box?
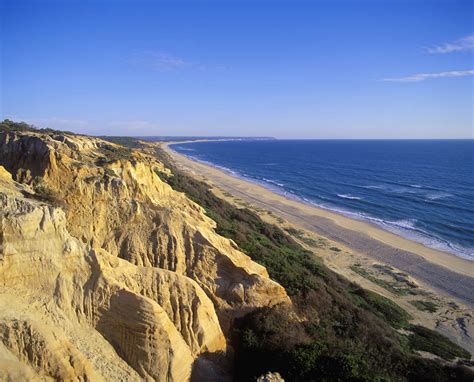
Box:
[0,126,289,381]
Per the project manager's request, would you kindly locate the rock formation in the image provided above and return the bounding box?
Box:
[0,128,289,381]
[257,372,285,382]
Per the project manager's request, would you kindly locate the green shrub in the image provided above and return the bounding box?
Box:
[348,287,412,329]
[0,119,36,132]
[99,136,145,149]
[96,144,133,165]
[409,300,438,313]
[408,325,471,360]
[31,176,62,206]
[0,119,78,136]
[350,264,414,296]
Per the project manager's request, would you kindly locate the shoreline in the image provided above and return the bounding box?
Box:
[162,141,474,309]
[170,145,472,261]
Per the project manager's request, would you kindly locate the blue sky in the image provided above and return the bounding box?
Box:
[1,0,472,138]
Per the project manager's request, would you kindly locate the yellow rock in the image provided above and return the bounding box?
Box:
[0,166,12,181]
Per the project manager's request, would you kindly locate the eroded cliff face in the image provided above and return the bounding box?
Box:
[0,129,289,381]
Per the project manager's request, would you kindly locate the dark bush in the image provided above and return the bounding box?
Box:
[0,119,78,136]
[96,144,133,165]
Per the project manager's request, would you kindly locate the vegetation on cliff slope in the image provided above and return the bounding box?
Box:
[146,144,472,382]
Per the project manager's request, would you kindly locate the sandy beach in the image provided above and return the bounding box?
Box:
[162,142,474,310]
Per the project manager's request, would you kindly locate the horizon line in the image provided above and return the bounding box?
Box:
[114,135,474,141]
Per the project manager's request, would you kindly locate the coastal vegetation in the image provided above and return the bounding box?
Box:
[0,119,35,132]
[30,176,63,207]
[409,300,439,313]
[148,143,473,381]
[0,119,79,136]
[408,325,470,361]
[284,227,322,247]
[350,263,418,296]
[96,143,133,164]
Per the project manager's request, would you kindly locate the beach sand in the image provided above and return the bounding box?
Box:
[161,142,474,354]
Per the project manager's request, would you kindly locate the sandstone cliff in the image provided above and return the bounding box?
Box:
[0,128,289,381]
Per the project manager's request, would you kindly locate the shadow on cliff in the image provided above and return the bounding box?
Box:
[191,351,232,382]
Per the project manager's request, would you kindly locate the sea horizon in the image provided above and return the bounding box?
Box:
[138,136,474,141]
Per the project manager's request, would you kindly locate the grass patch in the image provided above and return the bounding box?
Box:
[285,227,321,247]
[99,136,145,149]
[348,287,412,329]
[409,300,439,313]
[285,227,305,236]
[408,325,471,360]
[298,236,320,247]
[351,264,415,296]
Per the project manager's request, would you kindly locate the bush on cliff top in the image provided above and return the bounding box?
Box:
[1,119,79,136]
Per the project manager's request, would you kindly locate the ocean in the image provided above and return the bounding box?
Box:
[170,140,474,261]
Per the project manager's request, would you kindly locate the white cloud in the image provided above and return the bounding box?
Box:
[382,69,474,82]
[133,51,193,71]
[426,34,474,54]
